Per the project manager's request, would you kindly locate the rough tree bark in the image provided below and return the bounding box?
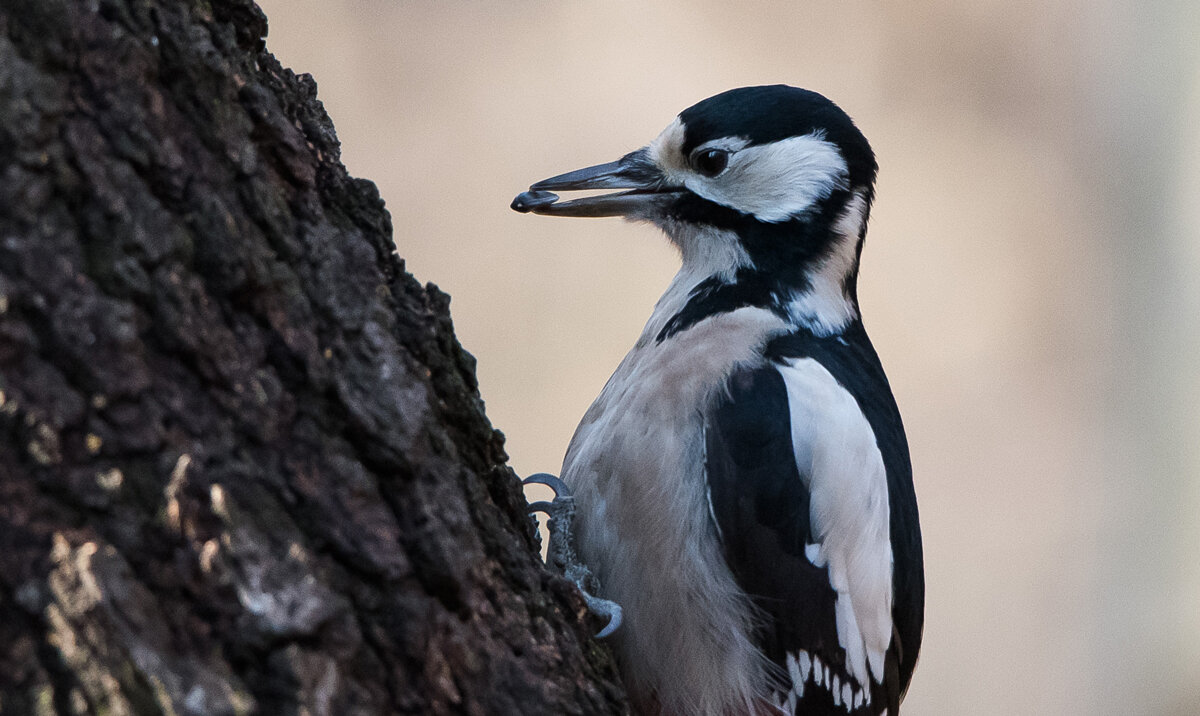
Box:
[0,1,627,714]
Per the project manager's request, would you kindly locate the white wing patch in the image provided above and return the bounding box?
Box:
[776,358,893,686]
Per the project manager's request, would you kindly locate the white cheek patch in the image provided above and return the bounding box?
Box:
[685,133,849,223]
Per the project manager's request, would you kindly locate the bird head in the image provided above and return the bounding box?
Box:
[513,85,878,336]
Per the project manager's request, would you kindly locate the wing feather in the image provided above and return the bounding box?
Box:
[706,351,900,714]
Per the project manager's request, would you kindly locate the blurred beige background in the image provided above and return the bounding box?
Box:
[255,2,1200,713]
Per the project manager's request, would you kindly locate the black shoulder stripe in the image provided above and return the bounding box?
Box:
[656,270,787,342]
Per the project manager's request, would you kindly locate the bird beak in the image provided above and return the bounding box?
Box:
[511,149,683,218]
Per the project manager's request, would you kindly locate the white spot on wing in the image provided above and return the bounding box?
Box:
[786,652,804,698]
[799,649,812,684]
[805,542,827,567]
[777,357,894,685]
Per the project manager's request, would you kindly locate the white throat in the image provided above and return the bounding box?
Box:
[658,219,751,282]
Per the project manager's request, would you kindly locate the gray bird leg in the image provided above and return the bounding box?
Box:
[524,473,622,638]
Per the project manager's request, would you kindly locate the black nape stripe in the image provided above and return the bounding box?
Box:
[656,270,791,342]
[670,189,854,283]
[654,184,863,343]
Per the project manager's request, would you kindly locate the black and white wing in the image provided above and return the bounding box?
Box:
[705,325,923,715]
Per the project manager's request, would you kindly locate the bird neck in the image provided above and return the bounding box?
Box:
[653,189,869,340]
[783,189,869,336]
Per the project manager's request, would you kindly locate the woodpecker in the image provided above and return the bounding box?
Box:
[513,85,923,716]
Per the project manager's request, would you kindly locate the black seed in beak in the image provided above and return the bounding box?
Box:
[511,190,560,213]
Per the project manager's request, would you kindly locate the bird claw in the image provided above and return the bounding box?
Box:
[524,472,622,639]
[523,472,570,496]
[584,593,623,638]
[525,500,558,514]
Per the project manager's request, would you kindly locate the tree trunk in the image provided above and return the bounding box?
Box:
[0,1,627,714]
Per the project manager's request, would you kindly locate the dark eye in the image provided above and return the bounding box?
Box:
[692,148,730,177]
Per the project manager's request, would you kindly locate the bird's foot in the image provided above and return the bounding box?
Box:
[524,473,623,638]
[577,587,624,639]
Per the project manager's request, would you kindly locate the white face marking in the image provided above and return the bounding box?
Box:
[648,118,850,223]
[646,116,688,174]
[778,357,894,686]
[786,189,869,336]
[647,117,869,338]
